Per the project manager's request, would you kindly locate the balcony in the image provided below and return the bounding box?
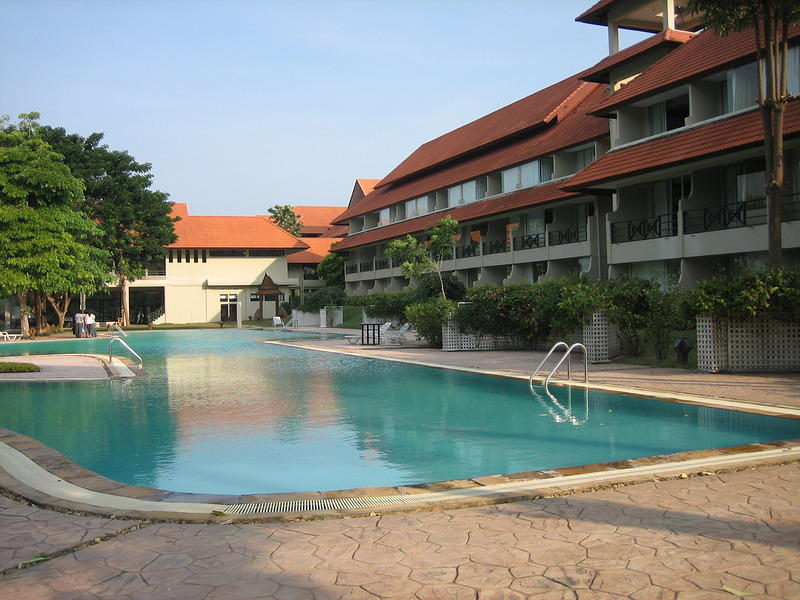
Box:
[360,261,374,272]
[684,195,800,234]
[482,239,510,255]
[610,214,677,244]
[548,224,587,246]
[513,233,545,251]
[455,244,480,258]
[375,258,390,270]
[345,263,359,274]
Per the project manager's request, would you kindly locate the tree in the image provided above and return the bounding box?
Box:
[39,127,177,325]
[314,251,345,287]
[384,216,459,299]
[267,205,303,236]
[0,114,110,336]
[687,0,800,267]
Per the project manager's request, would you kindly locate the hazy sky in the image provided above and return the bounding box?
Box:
[3,1,646,216]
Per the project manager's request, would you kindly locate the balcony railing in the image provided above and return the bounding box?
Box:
[455,244,480,259]
[684,195,800,234]
[611,213,677,244]
[375,258,390,270]
[345,263,359,274]
[513,232,545,251]
[482,239,510,255]
[360,261,374,272]
[548,224,587,247]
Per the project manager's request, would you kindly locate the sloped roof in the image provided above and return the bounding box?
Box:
[287,237,340,263]
[565,101,800,191]
[168,215,309,250]
[170,202,189,217]
[576,29,695,83]
[333,84,608,225]
[590,26,800,116]
[575,0,620,26]
[293,206,347,228]
[356,179,380,196]
[334,181,579,251]
[375,77,598,188]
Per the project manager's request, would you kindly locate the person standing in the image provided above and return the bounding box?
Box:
[86,311,97,338]
[74,310,85,338]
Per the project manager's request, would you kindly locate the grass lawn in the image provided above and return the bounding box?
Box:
[0,362,40,373]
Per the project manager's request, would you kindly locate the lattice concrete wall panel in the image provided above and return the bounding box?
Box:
[442,321,519,352]
[582,312,619,364]
[696,316,728,373]
[697,316,799,373]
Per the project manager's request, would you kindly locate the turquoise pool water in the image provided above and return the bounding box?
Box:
[0,329,798,495]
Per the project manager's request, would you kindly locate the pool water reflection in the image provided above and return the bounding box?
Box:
[1,329,798,495]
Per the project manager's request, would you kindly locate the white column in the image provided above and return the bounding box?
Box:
[663,0,676,30]
[608,21,620,54]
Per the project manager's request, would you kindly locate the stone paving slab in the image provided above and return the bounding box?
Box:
[0,463,797,598]
[0,354,110,381]
[0,494,140,573]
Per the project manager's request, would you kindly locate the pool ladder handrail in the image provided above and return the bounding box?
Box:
[111,323,127,337]
[529,342,588,390]
[108,337,143,369]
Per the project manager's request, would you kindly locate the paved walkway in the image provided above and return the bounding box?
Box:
[1,463,798,598]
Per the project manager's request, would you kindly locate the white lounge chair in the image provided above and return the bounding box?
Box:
[0,331,22,341]
[344,321,392,345]
[272,316,284,327]
[387,322,411,345]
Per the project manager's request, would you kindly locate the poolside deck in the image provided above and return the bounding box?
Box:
[0,328,798,597]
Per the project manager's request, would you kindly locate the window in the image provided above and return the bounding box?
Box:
[729,62,759,112]
[520,162,538,188]
[790,46,800,95]
[448,184,463,207]
[539,156,554,182]
[250,293,260,302]
[379,208,391,226]
[405,198,418,219]
[737,161,766,204]
[220,293,238,323]
[209,249,247,257]
[249,249,283,257]
[575,147,595,171]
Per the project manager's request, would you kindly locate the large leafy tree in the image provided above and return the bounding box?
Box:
[314,251,345,287]
[385,216,459,299]
[687,0,800,266]
[0,113,110,336]
[267,204,303,236]
[40,126,177,325]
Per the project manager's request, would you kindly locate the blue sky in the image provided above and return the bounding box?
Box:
[2,1,645,216]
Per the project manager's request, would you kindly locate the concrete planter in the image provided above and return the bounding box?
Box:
[582,311,620,364]
[291,309,320,327]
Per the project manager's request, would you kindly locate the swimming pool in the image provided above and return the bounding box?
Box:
[1,329,799,495]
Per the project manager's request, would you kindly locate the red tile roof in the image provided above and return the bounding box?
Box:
[334,85,608,225]
[292,205,347,228]
[168,215,309,250]
[356,179,380,196]
[590,26,800,116]
[375,77,598,189]
[565,101,800,191]
[170,202,189,218]
[575,0,620,26]
[576,29,695,83]
[334,181,579,251]
[287,237,340,263]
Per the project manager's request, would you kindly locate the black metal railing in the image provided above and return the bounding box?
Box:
[684,194,800,234]
[513,232,545,251]
[482,239,510,255]
[455,244,480,258]
[375,258,390,270]
[345,263,359,274]
[548,224,588,246]
[610,213,677,243]
[360,261,374,272]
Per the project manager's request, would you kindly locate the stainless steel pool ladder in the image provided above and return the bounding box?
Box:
[529,342,588,389]
[108,337,143,369]
[111,323,127,337]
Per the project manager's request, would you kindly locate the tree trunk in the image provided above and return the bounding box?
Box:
[46,291,70,329]
[17,291,30,339]
[120,276,130,326]
[33,291,47,334]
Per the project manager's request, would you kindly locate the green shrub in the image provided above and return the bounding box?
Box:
[0,362,40,373]
[361,290,415,322]
[688,268,800,321]
[405,298,456,348]
[299,286,346,312]
[413,272,467,302]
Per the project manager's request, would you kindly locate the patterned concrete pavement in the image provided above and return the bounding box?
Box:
[1,462,798,599]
